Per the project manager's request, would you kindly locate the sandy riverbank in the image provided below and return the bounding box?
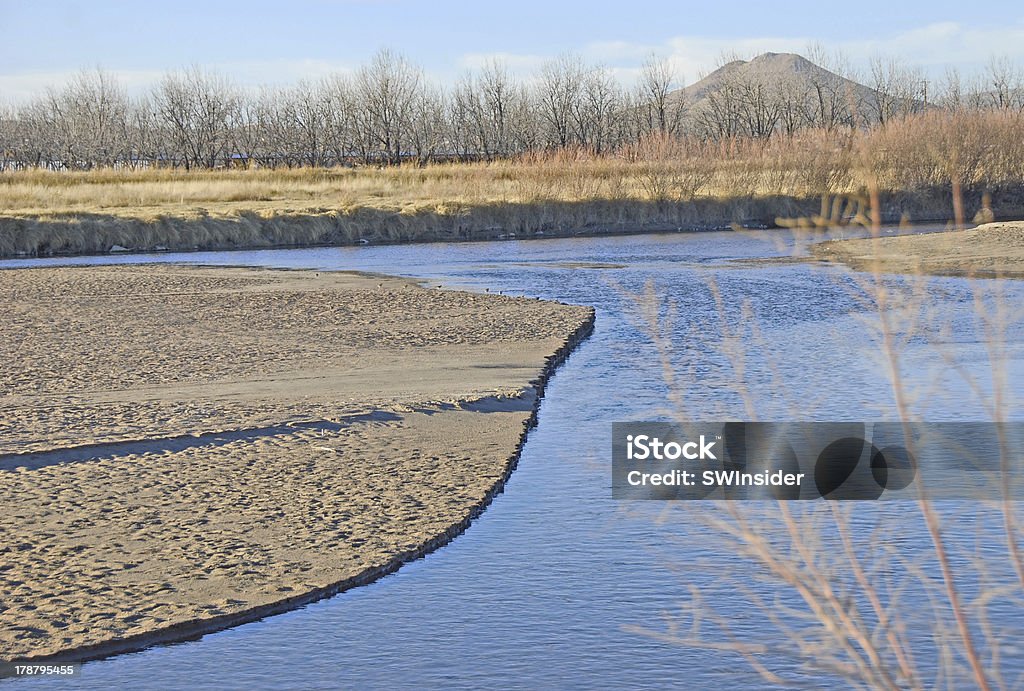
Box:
[811,221,1024,278]
[0,265,593,665]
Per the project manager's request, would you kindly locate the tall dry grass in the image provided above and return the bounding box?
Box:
[1,110,1022,256]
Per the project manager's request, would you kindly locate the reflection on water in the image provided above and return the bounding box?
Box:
[4,230,1023,688]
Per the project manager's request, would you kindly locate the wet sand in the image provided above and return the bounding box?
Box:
[812,221,1024,278]
[0,265,594,664]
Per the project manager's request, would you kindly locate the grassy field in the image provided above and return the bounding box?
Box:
[0,148,855,219]
[2,110,1023,256]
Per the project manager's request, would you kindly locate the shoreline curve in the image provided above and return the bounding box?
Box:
[2,300,595,672]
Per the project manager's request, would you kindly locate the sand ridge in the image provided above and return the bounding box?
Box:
[0,265,594,664]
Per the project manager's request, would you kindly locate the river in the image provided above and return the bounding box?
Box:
[4,228,1023,688]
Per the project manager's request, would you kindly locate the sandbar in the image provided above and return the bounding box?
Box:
[0,265,593,665]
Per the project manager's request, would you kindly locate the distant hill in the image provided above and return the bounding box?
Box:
[683,53,869,99]
[669,52,896,131]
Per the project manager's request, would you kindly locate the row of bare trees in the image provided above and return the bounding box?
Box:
[2,49,1023,171]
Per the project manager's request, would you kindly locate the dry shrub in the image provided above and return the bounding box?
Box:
[852,109,1024,192]
[624,133,714,201]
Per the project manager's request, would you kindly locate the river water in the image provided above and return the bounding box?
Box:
[4,229,1024,688]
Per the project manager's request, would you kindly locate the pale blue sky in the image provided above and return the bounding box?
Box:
[2,0,1024,101]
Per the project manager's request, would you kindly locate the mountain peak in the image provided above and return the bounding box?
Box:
[675,51,872,108]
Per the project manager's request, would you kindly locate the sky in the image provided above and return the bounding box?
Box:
[2,0,1024,103]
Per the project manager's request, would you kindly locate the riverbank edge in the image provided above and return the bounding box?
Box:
[2,187,1014,259]
[1,298,596,670]
[809,220,1024,279]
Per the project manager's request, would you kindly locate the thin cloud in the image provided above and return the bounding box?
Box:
[4,21,1024,105]
[841,20,1024,67]
[458,21,1024,86]
[0,60,356,105]
[0,69,165,105]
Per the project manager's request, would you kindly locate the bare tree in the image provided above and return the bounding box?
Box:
[408,84,448,164]
[537,54,587,148]
[125,94,169,169]
[736,74,781,139]
[804,43,858,131]
[154,66,238,169]
[321,73,359,165]
[0,102,16,170]
[936,67,965,113]
[506,84,543,153]
[453,60,526,160]
[985,55,1024,111]
[693,63,745,139]
[869,56,926,125]
[64,68,129,167]
[775,71,813,136]
[15,97,57,168]
[278,80,335,167]
[230,87,272,168]
[355,48,423,164]
[638,54,684,135]
[571,64,622,152]
[19,68,130,170]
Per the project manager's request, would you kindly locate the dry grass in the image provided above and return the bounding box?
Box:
[3,110,1021,216]
[1,110,1023,256]
[0,155,793,219]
